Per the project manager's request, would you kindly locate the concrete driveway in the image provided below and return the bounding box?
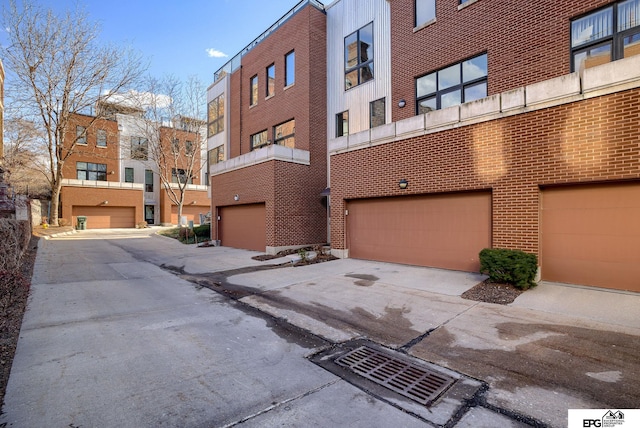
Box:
[3,228,640,427]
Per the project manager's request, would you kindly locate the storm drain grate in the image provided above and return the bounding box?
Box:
[335,346,455,406]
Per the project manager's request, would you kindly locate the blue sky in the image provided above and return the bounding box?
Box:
[1,0,306,86]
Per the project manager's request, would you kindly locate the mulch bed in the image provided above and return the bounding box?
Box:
[1,235,39,409]
[461,278,525,305]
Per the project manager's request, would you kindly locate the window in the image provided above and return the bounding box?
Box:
[145,169,153,192]
[131,136,148,160]
[208,145,224,164]
[266,64,275,97]
[76,162,106,181]
[571,0,640,72]
[207,94,225,137]
[345,23,374,90]
[336,111,349,137]
[285,51,295,86]
[172,139,180,153]
[416,53,488,114]
[172,168,192,184]
[250,130,269,150]
[76,126,87,145]
[124,167,134,183]
[416,0,436,27]
[370,99,386,128]
[250,75,258,106]
[185,140,194,155]
[97,129,107,147]
[274,119,295,148]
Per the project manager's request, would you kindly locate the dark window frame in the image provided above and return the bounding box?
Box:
[415,0,436,27]
[369,98,386,129]
[131,136,149,160]
[336,111,349,137]
[570,1,640,72]
[76,162,107,181]
[207,94,225,138]
[285,50,295,87]
[250,75,258,106]
[274,119,295,148]
[208,145,224,164]
[96,129,107,147]
[344,22,375,90]
[124,167,134,183]
[250,130,269,150]
[145,169,154,192]
[171,168,192,184]
[266,63,276,97]
[415,53,488,115]
[76,126,87,145]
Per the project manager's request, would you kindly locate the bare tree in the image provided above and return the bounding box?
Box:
[1,0,146,225]
[2,117,50,197]
[132,75,207,222]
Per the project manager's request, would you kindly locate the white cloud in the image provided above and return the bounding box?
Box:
[206,48,228,58]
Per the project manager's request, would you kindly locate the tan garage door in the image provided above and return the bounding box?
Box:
[347,192,491,272]
[541,183,640,292]
[219,203,266,252]
[72,206,135,229]
[171,205,208,225]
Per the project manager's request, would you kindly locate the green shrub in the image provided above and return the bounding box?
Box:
[193,224,210,239]
[479,248,538,290]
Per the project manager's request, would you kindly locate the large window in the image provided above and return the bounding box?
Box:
[274,119,295,148]
[285,51,295,86]
[145,169,153,192]
[416,0,436,27]
[172,168,192,184]
[131,136,148,160]
[76,162,106,181]
[370,98,386,128]
[571,0,640,72]
[345,23,374,90]
[185,140,194,155]
[208,145,224,164]
[266,64,275,97]
[124,167,134,183]
[250,75,258,106]
[207,94,224,137]
[251,130,269,150]
[336,111,349,137]
[416,53,488,114]
[97,129,107,147]
[76,126,87,145]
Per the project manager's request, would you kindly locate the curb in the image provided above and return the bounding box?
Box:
[42,229,79,240]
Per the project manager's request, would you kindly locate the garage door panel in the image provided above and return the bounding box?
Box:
[71,206,135,229]
[347,192,491,272]
[542,183,640,292]
[219,204,266,252]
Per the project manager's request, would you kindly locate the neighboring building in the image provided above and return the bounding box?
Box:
[60,104,209,228]
[327,0,640,292]
[207,0,328,253]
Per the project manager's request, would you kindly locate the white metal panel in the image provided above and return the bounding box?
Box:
[326,0,391,141]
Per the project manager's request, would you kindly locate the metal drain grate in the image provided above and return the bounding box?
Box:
[335,346,455,406]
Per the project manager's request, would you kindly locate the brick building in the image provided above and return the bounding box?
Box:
[61,105,209,228]
[327,0,640,292]
[207,0,328,253]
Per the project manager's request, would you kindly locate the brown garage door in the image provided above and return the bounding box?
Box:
[171,205,208,224]
[219,203,266,251]
[71,206,135,229]
[541,183,640,292]
[347,192,491,272]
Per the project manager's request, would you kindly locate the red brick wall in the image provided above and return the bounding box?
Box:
[64,114,120,180]
[159,187,209,225]
[390,0,611,122]
[212,4,327,248]
[330,88,640,256]
[60,186,143,224]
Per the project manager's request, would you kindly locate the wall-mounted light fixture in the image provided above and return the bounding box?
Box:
[398,179,409,190]
[109,171,115,175]
[190,201,197,205]
[398,99,406,108]
[234,194,239,201]
[101,200,109,205]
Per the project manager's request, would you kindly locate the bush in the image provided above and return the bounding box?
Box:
[0,219,30,272]
[193,224,210,239]
[479,248,538,290]
[0,270,29,314]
